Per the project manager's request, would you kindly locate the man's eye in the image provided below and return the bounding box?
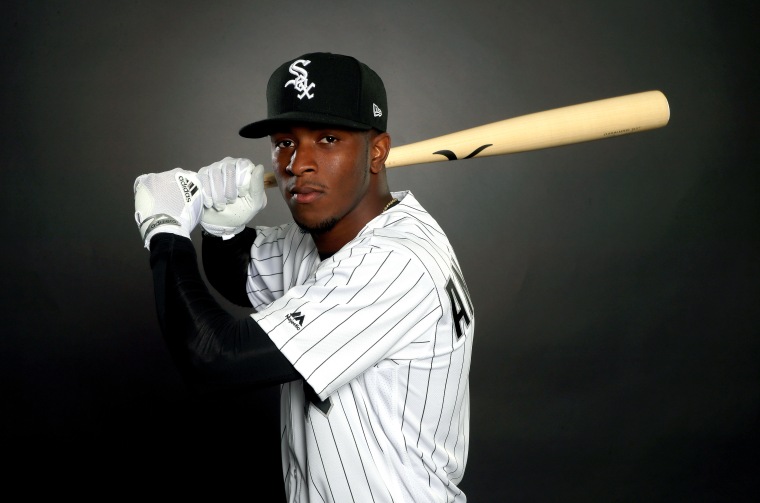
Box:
[320,135,338,144]
[276,139,293,148]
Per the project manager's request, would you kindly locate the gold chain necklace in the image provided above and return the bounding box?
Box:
[383,198,398,212]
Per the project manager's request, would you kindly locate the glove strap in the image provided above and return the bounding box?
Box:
[139,213,182,240]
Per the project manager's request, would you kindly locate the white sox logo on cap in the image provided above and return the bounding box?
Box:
[238,52,388,138]
[284,59,315,100]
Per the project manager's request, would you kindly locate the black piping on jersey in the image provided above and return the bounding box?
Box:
[150,233,301,392]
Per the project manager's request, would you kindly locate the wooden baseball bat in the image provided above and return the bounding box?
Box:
[263,90,669,189]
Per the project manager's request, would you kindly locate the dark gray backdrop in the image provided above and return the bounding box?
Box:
[2,1,757,500]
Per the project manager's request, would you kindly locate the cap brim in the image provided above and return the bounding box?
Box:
[239,111,373,138]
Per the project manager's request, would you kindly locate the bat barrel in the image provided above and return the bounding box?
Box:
[385,90,670,169]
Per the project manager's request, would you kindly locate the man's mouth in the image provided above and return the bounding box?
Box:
[289,185,323,204]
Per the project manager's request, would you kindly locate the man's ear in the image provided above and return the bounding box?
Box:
[369,132,391,174]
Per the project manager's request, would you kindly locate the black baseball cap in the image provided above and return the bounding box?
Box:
[239,52,388,138]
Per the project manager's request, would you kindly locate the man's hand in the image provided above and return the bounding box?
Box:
[133,168,204,248]
[197,157,267,239]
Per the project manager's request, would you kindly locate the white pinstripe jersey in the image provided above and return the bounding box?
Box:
[249,191,474,503]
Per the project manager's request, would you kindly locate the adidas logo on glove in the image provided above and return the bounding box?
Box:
[176,173,199,203]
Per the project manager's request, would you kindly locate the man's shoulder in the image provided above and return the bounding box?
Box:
[353,191,456,266]
[371,191,448,243]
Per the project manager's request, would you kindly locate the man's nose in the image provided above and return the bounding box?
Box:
[287,144,317,176]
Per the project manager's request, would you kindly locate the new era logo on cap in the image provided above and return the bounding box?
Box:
[239,52,388,138]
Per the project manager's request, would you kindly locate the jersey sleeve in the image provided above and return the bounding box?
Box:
[245,224,319,310]
[252,243,443,400]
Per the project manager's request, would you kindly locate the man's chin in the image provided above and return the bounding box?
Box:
[295,216,339,235]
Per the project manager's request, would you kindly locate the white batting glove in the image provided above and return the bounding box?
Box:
[133,168,204,249]
[197,158,267,239]
[197,157,253,210]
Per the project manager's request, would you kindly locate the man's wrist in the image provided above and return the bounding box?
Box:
[144,226,190,249]
[200,221,243,240]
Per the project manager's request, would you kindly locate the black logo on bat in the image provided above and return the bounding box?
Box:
[433,144,493,161]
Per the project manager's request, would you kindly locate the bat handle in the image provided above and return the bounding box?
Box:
[264,172,277,189]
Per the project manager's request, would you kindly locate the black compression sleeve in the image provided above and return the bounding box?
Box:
[201,227,256,307]
[149,233,300,393]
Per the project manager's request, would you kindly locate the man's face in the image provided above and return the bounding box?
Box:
[270,125,373,234]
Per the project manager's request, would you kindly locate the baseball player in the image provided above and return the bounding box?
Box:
[134,52,474,502]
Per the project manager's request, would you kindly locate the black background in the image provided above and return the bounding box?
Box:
[2,1,757,500]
